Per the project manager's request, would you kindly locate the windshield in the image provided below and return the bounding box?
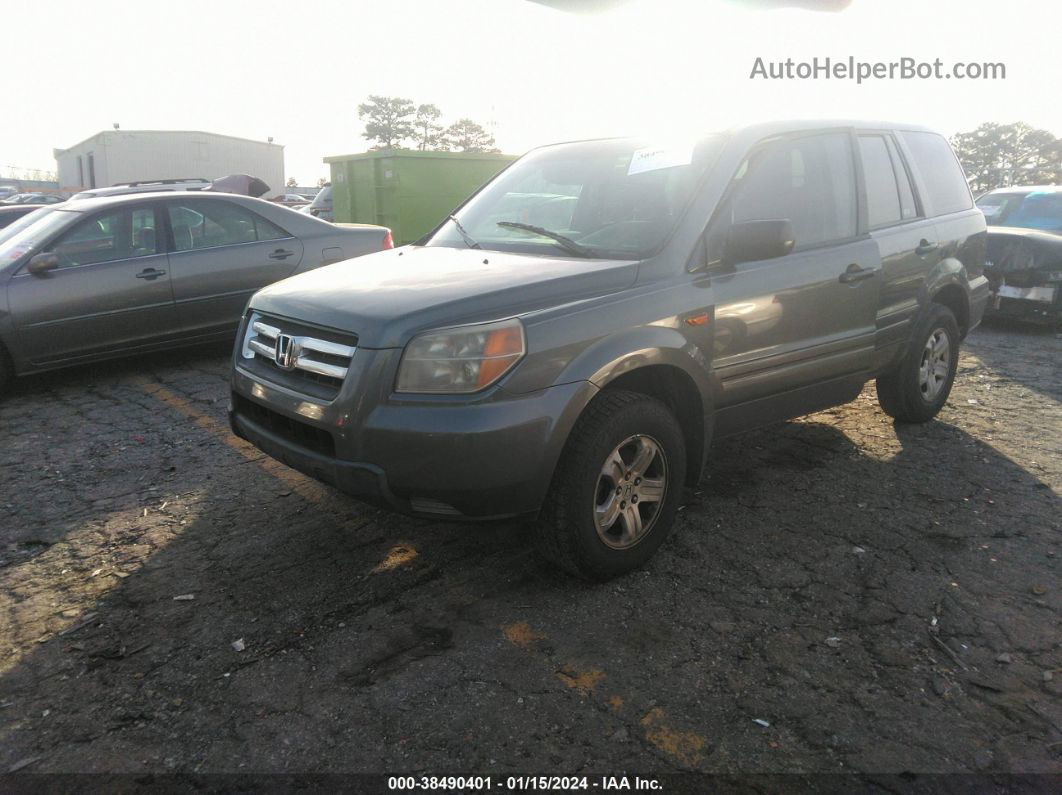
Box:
[978,191,1062,231]
[424,136,725,259]
[0,207,74,269]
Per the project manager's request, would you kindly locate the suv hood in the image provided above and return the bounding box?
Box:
[249,245,639,348]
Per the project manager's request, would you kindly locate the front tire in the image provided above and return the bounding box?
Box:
[536,390,686,581]
[876,303,960,423]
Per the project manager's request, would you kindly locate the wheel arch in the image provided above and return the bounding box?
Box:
[528,326,714,501]
[923,255,973,338]
[595,363,707,487]
[930,282,970,338]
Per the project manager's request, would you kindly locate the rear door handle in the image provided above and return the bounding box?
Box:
[838,264,878,284]
[269,249,295,260]
[135,268,166,280]
[915,239,939,256]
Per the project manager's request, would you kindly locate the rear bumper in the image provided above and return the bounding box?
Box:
[229,364,598,520]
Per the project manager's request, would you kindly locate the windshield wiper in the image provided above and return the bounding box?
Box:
[447,215,480,249]
[496,221,595,258]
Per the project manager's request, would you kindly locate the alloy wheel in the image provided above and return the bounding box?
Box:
[918,328,951,401]
[593,434,668,550]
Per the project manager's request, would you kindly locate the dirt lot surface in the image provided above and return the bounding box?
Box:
[0,322,1059,778]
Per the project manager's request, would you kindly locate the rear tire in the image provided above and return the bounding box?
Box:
[536,390,686,581]
[876,303,960,423]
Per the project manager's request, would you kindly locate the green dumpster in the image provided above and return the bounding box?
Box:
[324,150,517,244]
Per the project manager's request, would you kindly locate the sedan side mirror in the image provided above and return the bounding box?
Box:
[724,219,795,266]
[27,252,60,275]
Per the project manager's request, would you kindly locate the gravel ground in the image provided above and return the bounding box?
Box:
[0,321,1059,777]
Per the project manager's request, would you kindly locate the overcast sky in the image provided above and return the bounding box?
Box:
[3,0,1057,186]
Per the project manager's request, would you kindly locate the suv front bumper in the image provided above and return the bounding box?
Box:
[229,360,597,520]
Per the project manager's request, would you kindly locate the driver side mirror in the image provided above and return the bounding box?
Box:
[724,219,795,266]
[27,252,60,275]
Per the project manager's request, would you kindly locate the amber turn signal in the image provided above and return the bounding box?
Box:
[476,325,525,388]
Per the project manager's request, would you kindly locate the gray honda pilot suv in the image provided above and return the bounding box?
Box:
[230,120,989,580]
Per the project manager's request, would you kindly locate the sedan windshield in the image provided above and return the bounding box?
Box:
[978,191,1062,232]
[425,136,725,259]
[0,207,74,269]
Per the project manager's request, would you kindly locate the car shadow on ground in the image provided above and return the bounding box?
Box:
[969,319,1062,403]
[1,371,1059,773]
[5,340,236,399]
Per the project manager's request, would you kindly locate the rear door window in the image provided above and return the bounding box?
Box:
[884,137,918,221]
[858,134,921,229]
[254,216,290,241]
[900,131,973,216]
[167,200,291,251]
[858,136,902,228]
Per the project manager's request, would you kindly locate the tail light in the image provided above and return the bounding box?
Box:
[382,230,394,249]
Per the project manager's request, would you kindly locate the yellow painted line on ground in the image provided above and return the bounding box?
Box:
[132,376,330,504]
[500,622,708,769]
[136,377,425,581]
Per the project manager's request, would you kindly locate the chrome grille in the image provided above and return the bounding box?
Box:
[240,313,357,398]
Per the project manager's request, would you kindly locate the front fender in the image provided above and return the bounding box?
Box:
[501,322,715,487]
[564,324,713,399]
[520,322,709,396]
[560,325,715,468]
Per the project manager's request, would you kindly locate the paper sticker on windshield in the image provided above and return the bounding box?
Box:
[628,144,694,176]
[980,205,1002,218]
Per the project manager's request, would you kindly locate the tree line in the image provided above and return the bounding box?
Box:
[357,96,499,153]
[951,122,1061,194]
[5,166,58,183]
[286,177,329,189]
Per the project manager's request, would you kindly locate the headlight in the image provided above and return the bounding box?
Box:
[396,318,526,394]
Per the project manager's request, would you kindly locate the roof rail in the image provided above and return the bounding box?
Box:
[112,178,210,187]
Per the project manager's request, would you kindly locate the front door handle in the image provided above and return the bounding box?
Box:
[269,249,295,260]
[135,268,166,280]
[838,264,878,284]
[915,239,939,256]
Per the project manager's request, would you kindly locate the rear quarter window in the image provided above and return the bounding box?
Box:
[899,131,973,217]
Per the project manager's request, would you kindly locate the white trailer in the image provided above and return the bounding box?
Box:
[54,130,285,199]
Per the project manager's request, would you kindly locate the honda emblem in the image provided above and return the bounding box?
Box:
[274,334,298,370]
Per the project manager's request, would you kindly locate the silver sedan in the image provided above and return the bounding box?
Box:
[0,192,391,389]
